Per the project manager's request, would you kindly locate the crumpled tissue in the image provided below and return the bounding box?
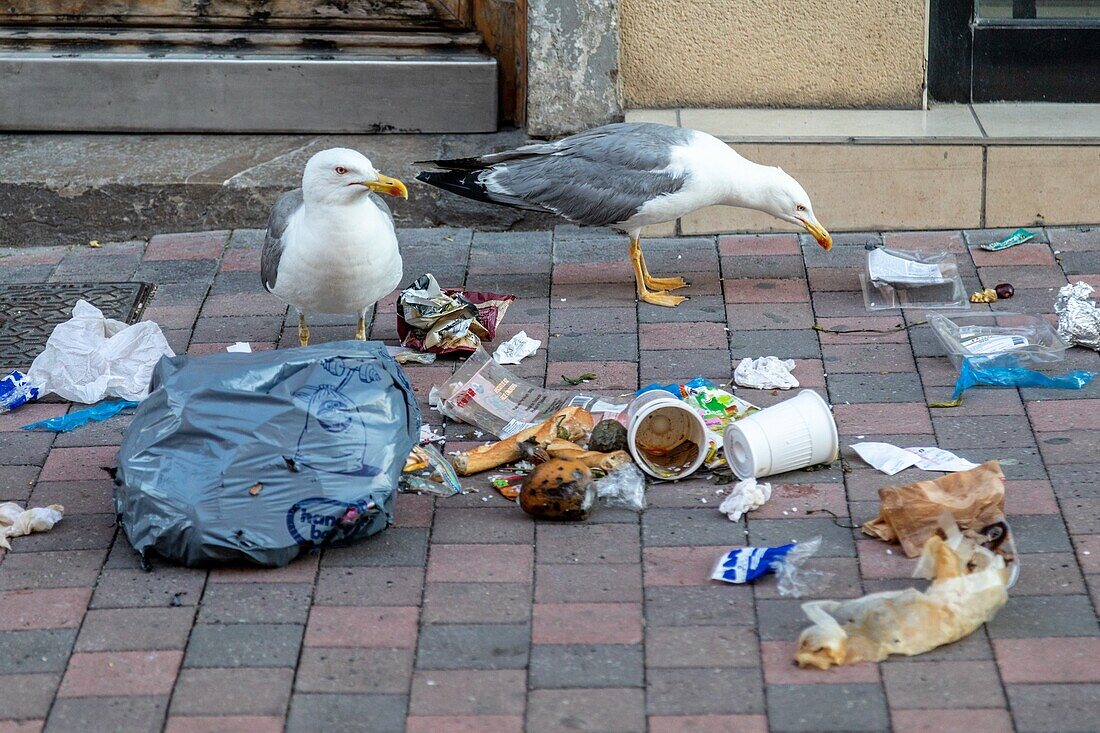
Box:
[1055,281,1100,351]
[734,357,799,390]
[719,477,772,521]
[1,502,64,550]
[851,442,978,476]
[25,300,174,403]
[493,331,542,365]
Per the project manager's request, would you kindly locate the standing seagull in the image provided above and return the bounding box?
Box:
[262,148,409,346]
[417,122,831,306]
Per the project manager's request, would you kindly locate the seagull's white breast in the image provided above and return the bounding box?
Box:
[272,199,402,315]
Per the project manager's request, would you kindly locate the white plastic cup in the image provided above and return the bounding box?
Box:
[626,391,708,480]
[723,389,839,479]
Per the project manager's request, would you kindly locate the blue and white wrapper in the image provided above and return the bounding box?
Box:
[0,371,41,413]
[711,537,824,597]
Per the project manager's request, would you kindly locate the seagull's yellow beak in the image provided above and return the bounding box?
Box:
[799,217,832,251]
[364,174,409,199]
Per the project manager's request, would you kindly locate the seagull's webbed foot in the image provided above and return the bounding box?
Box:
[355,313,367,341]
[298,313,311,347]
[630,236,688,307]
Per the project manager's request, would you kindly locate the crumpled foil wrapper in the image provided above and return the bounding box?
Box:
[1055,281,1100,351]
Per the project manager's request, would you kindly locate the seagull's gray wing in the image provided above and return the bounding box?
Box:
[417,122,692,227]
[367,191,394,228]
[261,188,304,292]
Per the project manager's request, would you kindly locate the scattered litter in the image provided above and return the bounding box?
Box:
[25,300,174,404]
[718,477,772,521]
[626,390,707,479]
[88,239,101,248]
[492,331,542,365]
[21,400,138,433]
[734,356,799,390]
[401,444,462,497]
[1055,281,1100,351]
[928,312,1070,369]
[519,458,596,521]
[226,342,252,353]
[0,371,41,413]
[850,442,978,475]
[862,461,1015,565]
[489,474,525,501]
[450,406,595,475]
[933,353,1094,407]
[861,247,968,310]
[711,536,825,597]
[596,463,647,511]
[994,283,1015,299]
[589,419,628,453]
[436,348,624,439]
[561,371,597,386]
[970,288,999,304]
[723,390,838,480]
[979,228,1034,251]
[396,273,514,355]
[795,519,1010,669]
[386,345,437,365]
[114,342,418,567]
[419,425,444,444]
[0,502,64,550]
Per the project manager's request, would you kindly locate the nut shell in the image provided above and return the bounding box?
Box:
[519,458,596,521]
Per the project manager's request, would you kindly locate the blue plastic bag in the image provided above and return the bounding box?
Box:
[21,400,138,432]
[0,371,40,413]
[950,354,1094,401]
[638,376,711,397]
[711,538,826,597]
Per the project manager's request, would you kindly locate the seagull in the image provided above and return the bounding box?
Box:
[261,148,409,346]
[417,122,831,306]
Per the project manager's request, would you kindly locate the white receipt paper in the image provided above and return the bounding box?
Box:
[867,248,946,286]
[850,442,979,476]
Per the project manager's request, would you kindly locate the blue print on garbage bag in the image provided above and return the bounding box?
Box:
[292,360,385,478]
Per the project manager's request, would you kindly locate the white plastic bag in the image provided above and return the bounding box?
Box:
[0,502,64,550]
[734,357,799,390]
[25,300,174,403]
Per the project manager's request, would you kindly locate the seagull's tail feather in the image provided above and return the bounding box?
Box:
[416,170,546,213]
[414,156,489,172]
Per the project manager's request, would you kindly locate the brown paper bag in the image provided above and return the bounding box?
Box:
[861,461,1005,558]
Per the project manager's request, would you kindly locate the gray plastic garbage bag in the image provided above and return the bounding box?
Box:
[114,341,420,568]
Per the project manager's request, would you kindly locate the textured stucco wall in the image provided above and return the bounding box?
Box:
[620,0,926,108]
[527,0,623,137]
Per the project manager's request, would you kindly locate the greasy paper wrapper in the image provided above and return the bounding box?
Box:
[796,520,1010,669]
[862,461,1007,558]
[1055,281,1100,351]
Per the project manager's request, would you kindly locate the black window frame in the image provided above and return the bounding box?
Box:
[928,0,1100,103]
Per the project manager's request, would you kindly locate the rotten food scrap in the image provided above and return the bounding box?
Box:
[519,458,596,521]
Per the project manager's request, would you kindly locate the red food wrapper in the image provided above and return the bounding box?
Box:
[396,274,515,356]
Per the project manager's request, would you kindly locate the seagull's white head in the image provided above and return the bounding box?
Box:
[756,167,832,250]
[301,148,409,206]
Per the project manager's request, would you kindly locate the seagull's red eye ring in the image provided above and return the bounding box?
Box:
[796,204,807,212]
[334,166,349,175]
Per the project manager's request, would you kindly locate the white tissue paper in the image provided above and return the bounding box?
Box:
[0,502,64,550]
[850,442,979,476]
[226,342,252,353]
[719,478,773,521]
[734,356,799,390]
[492,331,542,365]
[25,300,174,403]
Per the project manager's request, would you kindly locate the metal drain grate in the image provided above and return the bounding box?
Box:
[0,282,155,370]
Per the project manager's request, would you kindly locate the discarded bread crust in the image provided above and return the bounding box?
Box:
[451,407,595,475]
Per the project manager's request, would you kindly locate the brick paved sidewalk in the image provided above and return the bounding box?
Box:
[1,225,1098,733]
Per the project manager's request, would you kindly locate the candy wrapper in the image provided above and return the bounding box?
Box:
[1055,281,1100,352]
[711,537,825,597]
[0,371,41,413]
[979,227,1034,251]
[396,273,515,355]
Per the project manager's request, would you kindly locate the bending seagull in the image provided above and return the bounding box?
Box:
[261,148,409,346]
[417,122,831,307]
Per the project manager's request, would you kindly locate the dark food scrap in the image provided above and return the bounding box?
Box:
[589,419,628,453]
[994,283,1014,299]
[519,458,596,521]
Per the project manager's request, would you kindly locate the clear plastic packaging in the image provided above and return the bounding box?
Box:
[928,312,1070,368]
[436,348,626,439]
[596,463,647,511]
[860,247,968,310]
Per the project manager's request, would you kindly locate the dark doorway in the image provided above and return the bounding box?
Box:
[929,0,1100,103]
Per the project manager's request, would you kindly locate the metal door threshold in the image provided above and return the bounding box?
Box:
[0,51,498,133]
